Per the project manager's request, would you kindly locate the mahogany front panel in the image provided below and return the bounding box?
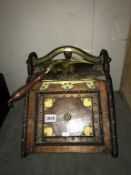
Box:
[26,80,111,154]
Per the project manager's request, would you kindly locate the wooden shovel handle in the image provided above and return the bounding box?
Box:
[8,72,44,105]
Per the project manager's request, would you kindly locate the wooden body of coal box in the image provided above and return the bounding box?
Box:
[20,46,118,158]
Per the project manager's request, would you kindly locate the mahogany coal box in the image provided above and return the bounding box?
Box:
[9,46,118,158]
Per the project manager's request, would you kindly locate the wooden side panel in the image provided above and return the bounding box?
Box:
[120,24,131,110]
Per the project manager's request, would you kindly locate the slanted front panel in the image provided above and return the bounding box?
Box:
[35,90,103,146]
[26,79,111,154]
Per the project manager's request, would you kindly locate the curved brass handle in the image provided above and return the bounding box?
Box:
[33,46,101,66]
[8,72,44,106]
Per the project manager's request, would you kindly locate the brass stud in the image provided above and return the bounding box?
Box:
[64,113,71,121]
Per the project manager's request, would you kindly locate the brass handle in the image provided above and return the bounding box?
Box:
[8,72,44,106]
[33,46,101,65]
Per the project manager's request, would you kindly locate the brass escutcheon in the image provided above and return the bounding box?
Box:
[64,113,71,121]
